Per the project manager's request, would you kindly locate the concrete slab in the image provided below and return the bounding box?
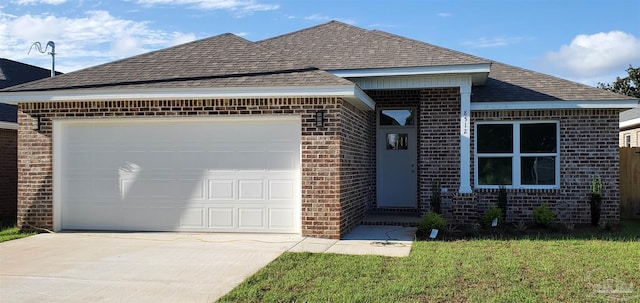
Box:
[0,226,416,302]
[0,232,302,303]
[290,225,416,257]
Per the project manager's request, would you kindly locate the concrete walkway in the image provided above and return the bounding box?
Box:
[291,225,416,257]
[0,226,415,303]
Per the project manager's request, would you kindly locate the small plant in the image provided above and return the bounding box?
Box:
[417,211,447,235]
[599,220,612,231]
[533,202,556,228]
[513,220,528,232]
[480,206,503,228]
[562,222,575,231]
[445,223,461,235]
[497,185,508,221]
[589,175,603,227]
[430,181,442,214]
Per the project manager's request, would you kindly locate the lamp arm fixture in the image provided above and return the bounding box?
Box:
[28,41,56,77]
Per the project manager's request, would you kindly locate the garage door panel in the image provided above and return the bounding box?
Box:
[268,180,295,200]
[208,208,235,228]
[208,180,235,200]
[238,180,265,200]
[178,208,206,228]
[269,209,295,229]
[59,117,300,233]
[238,208,265,228]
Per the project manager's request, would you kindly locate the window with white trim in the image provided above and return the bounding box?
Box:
[625,134,632,147]
[475,121,559,188]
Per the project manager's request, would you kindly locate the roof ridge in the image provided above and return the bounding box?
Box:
[257,20,358,43]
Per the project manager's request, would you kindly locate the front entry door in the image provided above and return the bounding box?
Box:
[377,108,417,208]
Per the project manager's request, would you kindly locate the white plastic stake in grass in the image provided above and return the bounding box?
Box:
[492,218,498,227]
[429,229,439,239]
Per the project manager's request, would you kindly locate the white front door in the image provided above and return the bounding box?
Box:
[376,109,417,208]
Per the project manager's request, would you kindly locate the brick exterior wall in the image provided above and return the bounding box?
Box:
[473,109,621,225]
[338,101,375,235]
[18,98,373,239]
[619,127,640,147]
[0,128,17,220]
[368,89,621,226]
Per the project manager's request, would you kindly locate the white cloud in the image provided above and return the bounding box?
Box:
[170,32,197,45]
[462,36,527,48]
[12,0,66,5]
[0,10,198,72]
[135,0,278,15]
[437,13,452,17]
[541,31,640,80]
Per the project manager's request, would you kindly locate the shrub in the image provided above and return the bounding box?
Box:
[480,206,503,227]
[418,211,447,234]
[589,175,603,227]
[533,202,556,228]
[497,185,508,221]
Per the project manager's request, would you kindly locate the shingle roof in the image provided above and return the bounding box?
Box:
[472,62,632,101]
[3,33,351,92]
[0,103,17,123]
[620,107,640,123]
[1,21,636,104]
[0,58,58,89]
[257,21,489,70]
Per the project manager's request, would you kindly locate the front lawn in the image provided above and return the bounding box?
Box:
[218,221,640,302]
[0,220,36,243]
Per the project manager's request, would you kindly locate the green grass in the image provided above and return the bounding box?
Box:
[218,221,640,303]
[0,220,36,243]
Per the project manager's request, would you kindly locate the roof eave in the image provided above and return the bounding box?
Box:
[471,100,639,111]
[328,63,491,85]
[620,117,640,129]
[0,121,17,130]
[0,85,375,110]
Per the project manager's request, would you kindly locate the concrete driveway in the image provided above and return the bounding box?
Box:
[0,232,303,303]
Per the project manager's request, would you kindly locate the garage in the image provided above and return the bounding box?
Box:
[53,116,301,233]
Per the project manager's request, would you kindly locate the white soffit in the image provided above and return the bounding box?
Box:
[0,121,17,130]
[471,100,639,111]
[0,85,376,110]
[329,64,491,87]
[620,117,640,129]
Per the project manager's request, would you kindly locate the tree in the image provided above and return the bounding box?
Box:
[597,65,640,98]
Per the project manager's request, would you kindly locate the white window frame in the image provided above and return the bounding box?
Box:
[625,134,632,147]
[474,121,560,189]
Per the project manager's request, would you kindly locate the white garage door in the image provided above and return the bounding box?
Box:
[54,117,301,233]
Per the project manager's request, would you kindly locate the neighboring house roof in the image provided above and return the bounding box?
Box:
[0,21,637,107]
[0,58,59,125]
[0,103,17,123]
[0,58,59,89]
[620,107,640,129]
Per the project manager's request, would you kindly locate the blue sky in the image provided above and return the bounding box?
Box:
[1,0,639,86]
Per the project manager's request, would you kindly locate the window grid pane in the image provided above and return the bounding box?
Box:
[476,122,559,188]
[477,124,513,153]
[478,157,513,185]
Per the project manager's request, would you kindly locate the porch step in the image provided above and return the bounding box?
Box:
[361,209,422,227]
